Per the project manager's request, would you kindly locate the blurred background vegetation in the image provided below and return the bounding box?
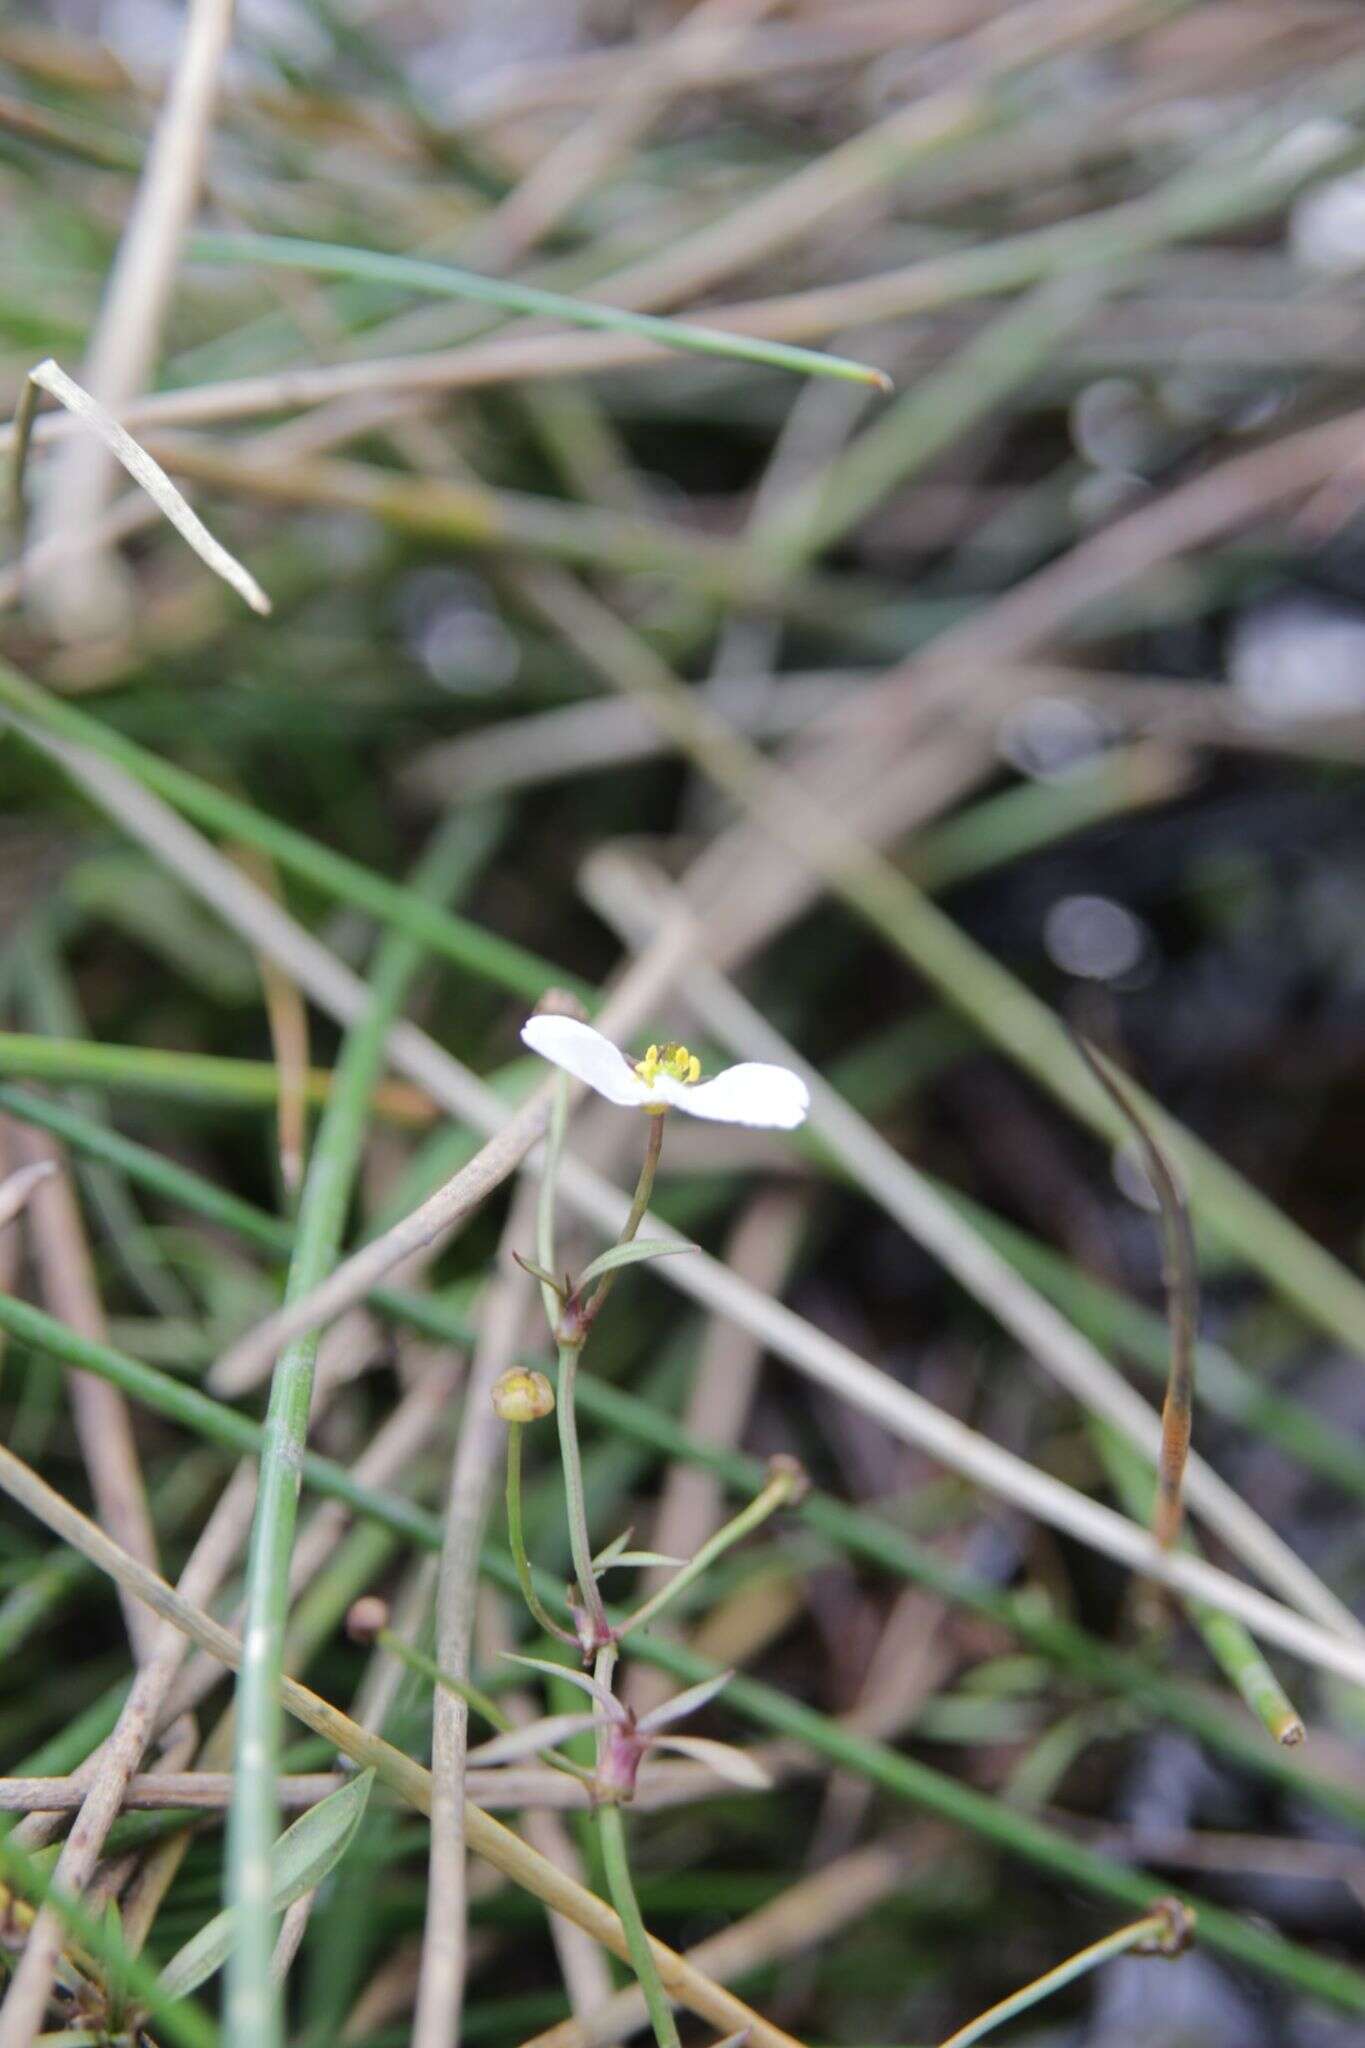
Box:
[4,1,1365,2043]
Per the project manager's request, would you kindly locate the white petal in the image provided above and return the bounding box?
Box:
[646,1735,774,1789]
[521,1015,649,1108]
[657,1062,809,1129]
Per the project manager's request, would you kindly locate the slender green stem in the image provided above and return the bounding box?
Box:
[596,1803,681,2048]
[617,1468,799,1641]
[548,1107,666,1649]
[505,1424,578,1649]
[556,1340,609,1649]
[187,231,890,390]
[0,1295,1361,2008]
[938,1908,1182,2048]
[225,813,491,2048]
[589,1634,682,2045]
[1195,1607,1306,1750]
[6,1070,1365,1508]
[578,1110,665,1328]
[0,1287,1351,1827]
[627,1632,1365,2016]
[535,1073,571,1332]
[0,657,585,1007]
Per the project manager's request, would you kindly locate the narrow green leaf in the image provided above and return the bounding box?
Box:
[576,1239,696,1290]
[186,232,892,391]
[511,1250,566,1298]
[158,1771,375,2002]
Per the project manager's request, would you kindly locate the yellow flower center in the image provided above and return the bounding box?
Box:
[633,1042,702,1091]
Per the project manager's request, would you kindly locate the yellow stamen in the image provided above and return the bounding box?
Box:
[633,1041,702,1090]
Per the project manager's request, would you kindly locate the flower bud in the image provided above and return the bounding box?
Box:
[346,1595,390,1645]
[766,1453,810,1505]
[491,1367,555,1424]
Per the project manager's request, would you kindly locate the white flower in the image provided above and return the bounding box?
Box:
[521,1015,808,1130]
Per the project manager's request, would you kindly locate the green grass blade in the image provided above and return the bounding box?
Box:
[186,231,892,391]
[0,657,585,1007]
[224,811,498,2046]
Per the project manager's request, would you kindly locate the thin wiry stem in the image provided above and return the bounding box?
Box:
[618,1465,802,1642]
[554,1108,666,1653]
[2,672,1358,1651]
[938,1904,1191,2048]
[0,656,578,1007]
[577,1110,665,1330]
[1,1204,1361,1690]
[584,849,1357,1642]
[413,1188,537,2048]
[18,617,1365,1392]
[225,814,486,2048]
[596,1804,681,2048]
[587,1636,681,2048]
[1,1322,1364,2010]
[9,1064,1361,1514]
[374,1627,592,1781]
[556,1339,609,1651]
[0,1440,806,2048]
[520,1837,907,2048]
[506,1424,579,1649]
[1074,1036,1198,1556]
[0,1275,1353,1832]
[536,1071,571,1329]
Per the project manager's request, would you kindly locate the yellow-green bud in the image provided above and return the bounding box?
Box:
[491,1367,555,1424]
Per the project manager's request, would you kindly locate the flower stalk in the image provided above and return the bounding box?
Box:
[502,1010,811,2048]
[938,1899,1194,2048]
[505,1415,578,1651]
[553,1103,667,1654]
[617,1456,808,1643]
[597,1801,681,2048]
